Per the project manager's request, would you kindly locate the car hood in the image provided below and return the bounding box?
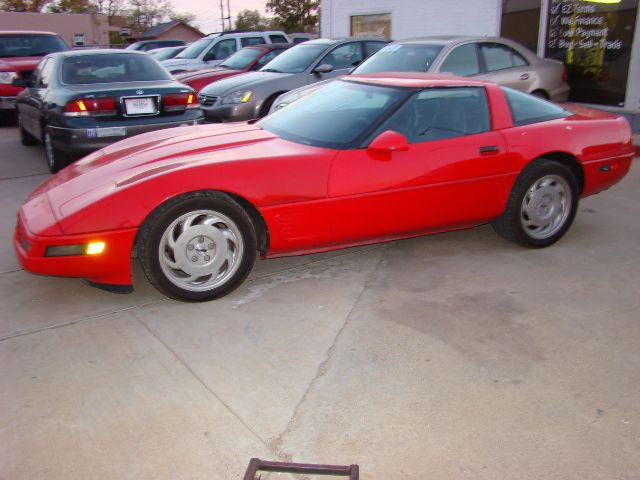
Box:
[200,71,292,95]
[0,57,41,71]
[28,123,279,228]
[176,67,238,82]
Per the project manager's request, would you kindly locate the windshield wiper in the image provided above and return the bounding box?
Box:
[261,68,283,73]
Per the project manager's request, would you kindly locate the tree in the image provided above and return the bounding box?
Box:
[266,0,318,33]
[234,9,267,30]
[48,0,92,13]
[0,0,52,11]
[92,0,124,20]
[126,0,173,30]
[169,11,198,29]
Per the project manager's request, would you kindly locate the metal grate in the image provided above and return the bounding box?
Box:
[243,458,359,480]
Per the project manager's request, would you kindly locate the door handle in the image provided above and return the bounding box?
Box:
[479,145,499,154]
[520,73,530,80]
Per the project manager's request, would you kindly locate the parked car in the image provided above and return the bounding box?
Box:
[174,43,292,92]
[271,36,570,112]
[126,39,186,52]
[14,73,634,301]
[162,30,290,73]
[14,49,202,173]
[148,45,187,61]
[288,33,317,44]
[198,38,389,122]
[0,31,69,119]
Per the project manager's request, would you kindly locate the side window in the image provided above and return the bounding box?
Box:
[37,59,55,87]
[320,43,364,70]
[501,87,570,126]
[439,43,480,76]
[369,87,490,144]
[269,35,288,44]
[241,36,265,47]
[364,41,386,57]
[252,49,282,70]
[204,38,237,61]
[480,43,529,72]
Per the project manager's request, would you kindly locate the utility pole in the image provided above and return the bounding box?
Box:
[219,0,232,31]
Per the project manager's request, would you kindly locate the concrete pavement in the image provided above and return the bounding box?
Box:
[1,124,639,479]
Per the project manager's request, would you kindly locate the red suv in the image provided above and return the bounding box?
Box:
[0,31,69,117]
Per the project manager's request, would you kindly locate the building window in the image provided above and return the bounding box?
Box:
[351,13,391,40]
[73,33,85,47]
[545,0,638,107]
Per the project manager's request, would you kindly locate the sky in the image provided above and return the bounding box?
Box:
[169,0,268,34]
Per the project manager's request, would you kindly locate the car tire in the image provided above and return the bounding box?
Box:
[43,127,69,174]
[18,112,38,146]
[138,191,257,302]
[491,159,578,248]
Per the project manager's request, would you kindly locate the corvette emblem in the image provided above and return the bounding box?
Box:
[136,89,144,95]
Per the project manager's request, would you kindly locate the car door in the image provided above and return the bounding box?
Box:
[21,57,52,138]
[307,41,365,85]
[476,42,534,93]
[328,86,511,246]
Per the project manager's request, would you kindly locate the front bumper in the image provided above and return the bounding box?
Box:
[50,115,204,154]
[201,101,259,123]
[14,208,137,288]
[0,96,17,110]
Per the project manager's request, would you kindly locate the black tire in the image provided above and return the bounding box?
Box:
[43,127,69,174]
[138,191,258,302]
[259,93,283,117]
[491,159,578,248]
[531,89,549,100]
[18,112,38,146]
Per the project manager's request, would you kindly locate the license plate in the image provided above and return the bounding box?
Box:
[96,127,127,138]
[124,97,156,115]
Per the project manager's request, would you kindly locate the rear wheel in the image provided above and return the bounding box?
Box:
[491,159,578,248]
[138,191,257,302]
[18,112,38,146]
[43,127,69,173]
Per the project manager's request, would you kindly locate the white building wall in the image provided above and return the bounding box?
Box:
[320,0,502,40]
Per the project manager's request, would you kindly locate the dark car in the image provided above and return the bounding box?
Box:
[174,43,292,92]
[197,38,388,122]
[0,31,69,119]
[14,49,203,173]
[126,39,186,52]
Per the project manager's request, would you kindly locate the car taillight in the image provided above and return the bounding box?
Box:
[562,65,568,83]
[163,93,199,111]
[64,97,116,116]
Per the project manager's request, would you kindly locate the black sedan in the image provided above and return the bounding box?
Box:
[14,49,203,173]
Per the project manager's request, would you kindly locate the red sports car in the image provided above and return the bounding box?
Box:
[14,73,634,302]
[174,43,291,92]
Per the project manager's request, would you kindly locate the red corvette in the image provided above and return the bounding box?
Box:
[14,73,634,302]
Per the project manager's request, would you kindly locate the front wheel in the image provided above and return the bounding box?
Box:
[138,191,257,302]
[491,159,578,248]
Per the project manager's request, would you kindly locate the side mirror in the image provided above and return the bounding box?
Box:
[313,63,333,75]
[12,78,30,88]
[368,130,410,154]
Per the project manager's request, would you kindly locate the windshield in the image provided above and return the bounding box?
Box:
[176,37,214,59]
[220,47,262,70]
[258,80,411,149]
[152,47,184,61]
[0,34,68,58]
[354,43,445,74]
[62,53,173,84]
[259,44,326,74]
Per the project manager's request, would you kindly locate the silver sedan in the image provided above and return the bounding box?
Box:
[272,36,570,112]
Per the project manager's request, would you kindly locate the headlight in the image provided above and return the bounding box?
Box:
[0,71,18,84]
[221,90,253,105]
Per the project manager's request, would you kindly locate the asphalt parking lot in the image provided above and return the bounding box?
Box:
[1,122,639,480]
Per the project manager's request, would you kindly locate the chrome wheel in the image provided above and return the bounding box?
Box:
[44,131,55,170]
[520,174,572,240]
[158,209,245,292]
